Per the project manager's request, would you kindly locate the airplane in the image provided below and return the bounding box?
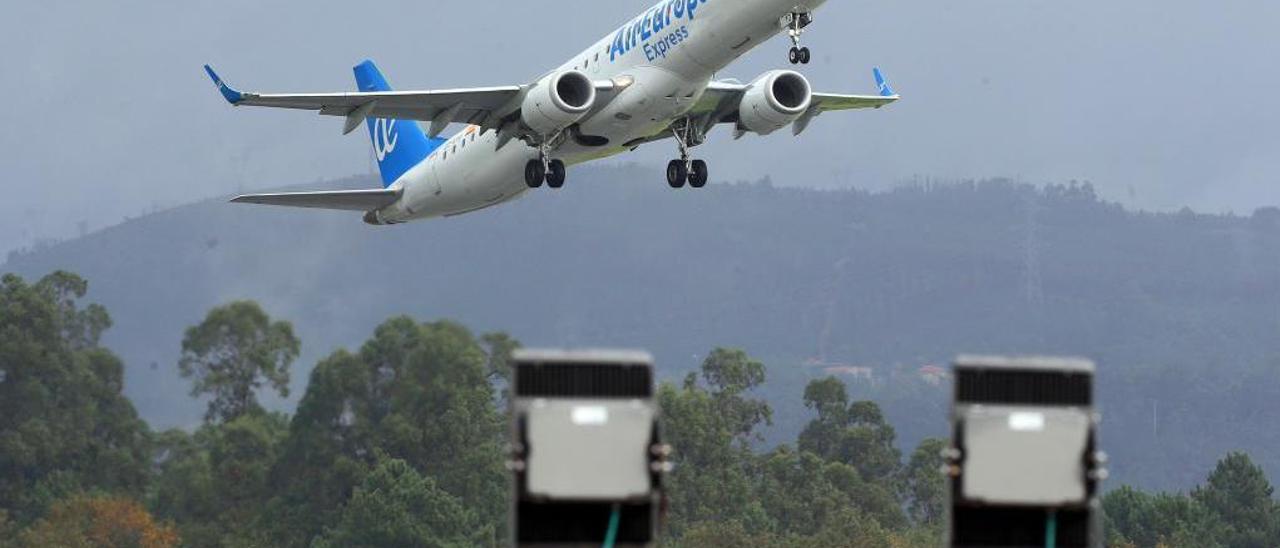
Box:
[204,0,899,225]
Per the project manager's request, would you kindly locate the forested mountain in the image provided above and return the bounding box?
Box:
[5,164,1280,491]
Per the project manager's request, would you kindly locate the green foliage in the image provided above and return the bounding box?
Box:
[671,520,783,547]
[1192,452,1280,547]
[262,317,507,546]
[695,348,773,443]
[149,413,289,547]
[1104,486,1228,547]
[1104,454,1280,548]
[179,301,299,424]
[4,271,1279,547]
[480,331,520,383]
[755,446,906,534]
[149,428,216,545]
[661,351,921,544]
[0,272,150,524]
[798,377,901,482]
[313,458,488,548]
[902,438,947,525]
[795,508,900,548]
[660,349,774,537]
[33,270,112,351]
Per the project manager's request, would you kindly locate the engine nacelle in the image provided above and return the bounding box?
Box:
[521,70,597,135]
[737,70,813,135]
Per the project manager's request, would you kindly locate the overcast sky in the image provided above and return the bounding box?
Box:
[2,0,1277,256]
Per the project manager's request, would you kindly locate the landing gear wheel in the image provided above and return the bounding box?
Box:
[788,47,801,65]
[524,159,545,188]
[798,47,811,65]
[667,160,688,188]
[688,160,708,188]
[545,159,566,188]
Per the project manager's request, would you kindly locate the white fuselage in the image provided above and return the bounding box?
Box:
[379,0,826,222]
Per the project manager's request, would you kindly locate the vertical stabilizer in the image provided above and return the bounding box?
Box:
[353,60,443,187]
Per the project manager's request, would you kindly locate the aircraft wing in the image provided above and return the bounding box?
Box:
[682,68,899,139]
[204,66,617,138]
[230,189,402,211]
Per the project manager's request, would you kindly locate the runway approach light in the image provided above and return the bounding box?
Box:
[946,356,1107,548]
[508,349,668,548]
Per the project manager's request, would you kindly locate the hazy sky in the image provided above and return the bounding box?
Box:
[2,0,1277,256]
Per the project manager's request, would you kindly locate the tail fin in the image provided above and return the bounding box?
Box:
[354,60,443,187]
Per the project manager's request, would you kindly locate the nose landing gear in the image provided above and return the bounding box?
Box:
[788,46,811,65]
[782,11,813,65]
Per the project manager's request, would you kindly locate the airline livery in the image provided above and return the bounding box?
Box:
[204,0,898,224]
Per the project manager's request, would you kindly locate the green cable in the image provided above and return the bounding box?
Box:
[602,504,621,548]
[1044,510,1057,548]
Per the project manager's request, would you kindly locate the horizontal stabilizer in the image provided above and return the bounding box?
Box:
[230,188,401,211]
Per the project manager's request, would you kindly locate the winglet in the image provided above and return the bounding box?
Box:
[203,65,244,105]
[873,67,896,97]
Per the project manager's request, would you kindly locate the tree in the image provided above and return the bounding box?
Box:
[755,447,906,536]
[1191,452,1280,547]
[179,301,299,424]
[0,272,150,523]
[148,429,218,547]
[209,414,289,539]
[1103,487,1227,548]
[902,438,947,526]
[18,495,178,548]
[798,377,901,482]
[147,413,289,548]
[33,270,112,351]
[695,348,772,443]
[480,331,520,383]
[659,349,775,538]
[261,317,507,546]
[796,508,900,548]
[313,458,487,548]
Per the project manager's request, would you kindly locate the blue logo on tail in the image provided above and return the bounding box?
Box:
[371,119,399,162]
[353,60,444,187]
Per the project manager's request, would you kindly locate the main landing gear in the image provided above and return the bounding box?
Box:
[666,125,708,189]
[782,11,813,65]
[524,140,566,189]
[524,158,566,189]
[666,159,708,189]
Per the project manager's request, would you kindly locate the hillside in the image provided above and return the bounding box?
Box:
[5,164,1280,491]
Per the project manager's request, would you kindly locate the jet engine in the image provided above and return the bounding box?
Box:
[521,70,597,135]
[737,70,812,135]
